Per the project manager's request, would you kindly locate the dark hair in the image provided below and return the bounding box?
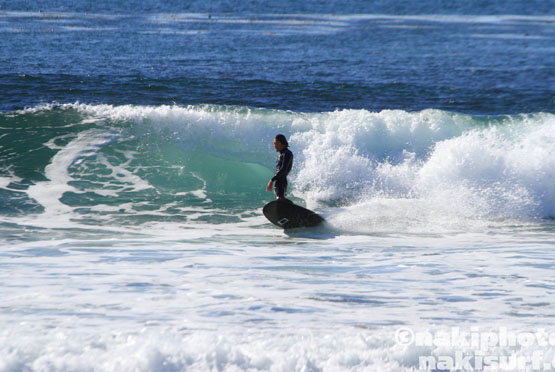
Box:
[275,134,288,148]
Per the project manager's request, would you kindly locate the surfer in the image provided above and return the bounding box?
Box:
[266,134,293,200]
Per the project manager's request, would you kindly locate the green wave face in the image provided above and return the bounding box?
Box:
[0,104,284,225]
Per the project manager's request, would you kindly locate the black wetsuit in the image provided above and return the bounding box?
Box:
[271,148,293,200]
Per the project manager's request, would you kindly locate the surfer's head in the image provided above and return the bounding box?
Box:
[274,134,288,152]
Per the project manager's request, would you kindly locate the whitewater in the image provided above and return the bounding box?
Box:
[1,103,554,371]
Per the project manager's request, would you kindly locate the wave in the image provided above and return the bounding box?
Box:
[1,103,553,230]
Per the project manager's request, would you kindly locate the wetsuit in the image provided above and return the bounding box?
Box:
[271,148,293,200]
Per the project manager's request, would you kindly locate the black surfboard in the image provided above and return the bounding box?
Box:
[263,199,324,229]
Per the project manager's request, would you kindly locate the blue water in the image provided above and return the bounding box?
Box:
[1,1,554,114]
[1,1,555,371]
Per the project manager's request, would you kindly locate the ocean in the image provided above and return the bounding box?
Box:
[1,0,554,371]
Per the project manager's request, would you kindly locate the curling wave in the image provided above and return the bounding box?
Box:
[0,103,553,230]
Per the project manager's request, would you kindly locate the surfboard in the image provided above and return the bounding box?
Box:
[263,199,324,229]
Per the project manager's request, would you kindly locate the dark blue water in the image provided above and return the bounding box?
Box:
[1,0,554,114]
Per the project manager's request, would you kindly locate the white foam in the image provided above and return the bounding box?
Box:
[0,166,22,190]
[290,110,555,229]
[416,118,555,218]
[4,321,555,371]
[0,327,410,372]
[25,129,115,225]
[96,151,154,193]
[291,109,472,200]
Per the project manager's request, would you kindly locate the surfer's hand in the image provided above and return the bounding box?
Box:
[266,180,273,192]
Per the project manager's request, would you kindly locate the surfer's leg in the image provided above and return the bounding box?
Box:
[274,180,287,200]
